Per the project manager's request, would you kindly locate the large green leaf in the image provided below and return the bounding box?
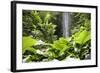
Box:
[74,30,90,45]
[51,37,70,55]
[22,36,37,53]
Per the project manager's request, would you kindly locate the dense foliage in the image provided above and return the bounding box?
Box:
[22,10,91,63]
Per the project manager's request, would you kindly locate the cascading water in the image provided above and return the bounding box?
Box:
[62,12,70,38]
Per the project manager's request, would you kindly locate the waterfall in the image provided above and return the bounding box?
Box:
[62,12,70,38]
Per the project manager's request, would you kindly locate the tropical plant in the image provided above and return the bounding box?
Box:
[23,10,58,43]
[22,11,91,62]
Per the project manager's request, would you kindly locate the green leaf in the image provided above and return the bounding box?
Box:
[22,36,37,53]
[23,47,36,54]
[51,37,70,54]
[31,11,42,24]
[44,13,51,23]
[74,30,90,45]
[23,55,32,63]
